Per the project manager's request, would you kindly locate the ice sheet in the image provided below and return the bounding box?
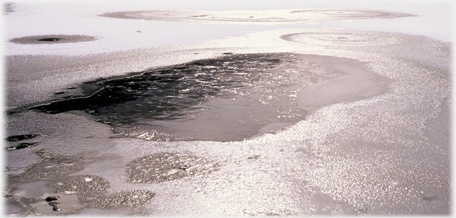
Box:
[3,1,452,216]
[4,1,450,56]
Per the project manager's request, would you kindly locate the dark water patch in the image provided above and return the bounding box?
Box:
[45,196,60,202]
[126,152,220,183]
[30,58,234,116]
[6,142,38,151]
[38,38,61,42]
[9,34,96,44]
[6,134,40,142]
[6,110,21,115]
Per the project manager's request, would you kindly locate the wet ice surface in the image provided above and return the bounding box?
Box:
[4,4,451,217]
[28,53,387,141]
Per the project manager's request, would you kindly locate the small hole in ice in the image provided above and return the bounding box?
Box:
[38,38,61,42]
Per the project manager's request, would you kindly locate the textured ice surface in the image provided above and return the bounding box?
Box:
[4,2,451,216]
[126,152,220,183]
[281,31,407,47]
[100,9,411,24]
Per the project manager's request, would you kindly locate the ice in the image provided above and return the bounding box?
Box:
[100,8,411,24]
[4,2,450,56]
[3,1,451,216]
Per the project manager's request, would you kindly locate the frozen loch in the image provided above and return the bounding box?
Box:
[4,2,451,216]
